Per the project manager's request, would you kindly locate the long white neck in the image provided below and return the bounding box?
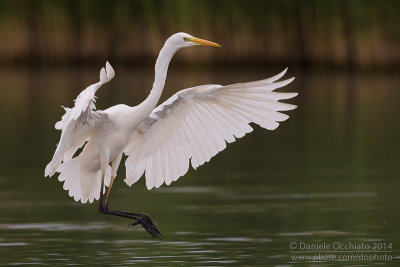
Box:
[137,41,179,116]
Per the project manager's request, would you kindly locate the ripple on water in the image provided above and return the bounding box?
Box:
[277,230,349,236]
[261,192,376,200]
[221,192,377,201]
[0,222,110,231]
[157,186,226,194]
[174,231,195,235]
[112,239,158,245]
[185,250,218,254]
[206,237,255,242]
[0,242,29,246]
[197,260,238,264]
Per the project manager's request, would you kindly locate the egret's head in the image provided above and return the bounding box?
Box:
[167,32,221,49]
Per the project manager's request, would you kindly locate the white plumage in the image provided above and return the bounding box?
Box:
[45,32,297,205]
[45,62,115,203]
[124,69,296,189]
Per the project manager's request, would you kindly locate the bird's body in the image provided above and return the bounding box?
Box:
[45,32,297,238]
[51,102,147,203]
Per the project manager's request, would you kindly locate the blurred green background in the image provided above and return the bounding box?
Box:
[0,0,399,68]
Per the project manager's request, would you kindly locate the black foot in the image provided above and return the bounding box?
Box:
[128,213,162,239]
[99,206,162,239]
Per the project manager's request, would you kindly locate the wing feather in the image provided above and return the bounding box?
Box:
[45,62,115,177]
[124,69,297,189]
[195,102,227,151]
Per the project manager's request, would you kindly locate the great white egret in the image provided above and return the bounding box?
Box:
[45,32,297,239]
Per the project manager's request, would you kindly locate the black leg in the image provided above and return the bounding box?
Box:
[98,175,162,239]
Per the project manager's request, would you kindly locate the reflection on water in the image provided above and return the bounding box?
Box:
[0,66,399,265]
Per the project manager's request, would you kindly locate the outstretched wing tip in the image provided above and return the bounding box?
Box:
[286,103,298,110]
[100,61,115,83]
[105,61,115,80]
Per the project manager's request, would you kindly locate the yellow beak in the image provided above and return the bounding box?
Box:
[190,37,221,47]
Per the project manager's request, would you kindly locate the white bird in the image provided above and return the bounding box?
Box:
[45,32,297,238]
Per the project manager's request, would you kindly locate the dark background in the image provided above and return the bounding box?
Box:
[0,0,399,69]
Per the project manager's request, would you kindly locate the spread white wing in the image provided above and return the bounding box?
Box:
[124,68,297,189]
[45,62,115,177]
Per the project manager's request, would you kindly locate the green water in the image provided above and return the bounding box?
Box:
[0,66,399,265]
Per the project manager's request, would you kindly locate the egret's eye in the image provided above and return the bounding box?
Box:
[183,37,190,42]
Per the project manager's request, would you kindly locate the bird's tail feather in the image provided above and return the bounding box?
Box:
[58,157,111,203]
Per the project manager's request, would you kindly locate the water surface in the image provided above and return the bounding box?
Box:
[0,66,399,265]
